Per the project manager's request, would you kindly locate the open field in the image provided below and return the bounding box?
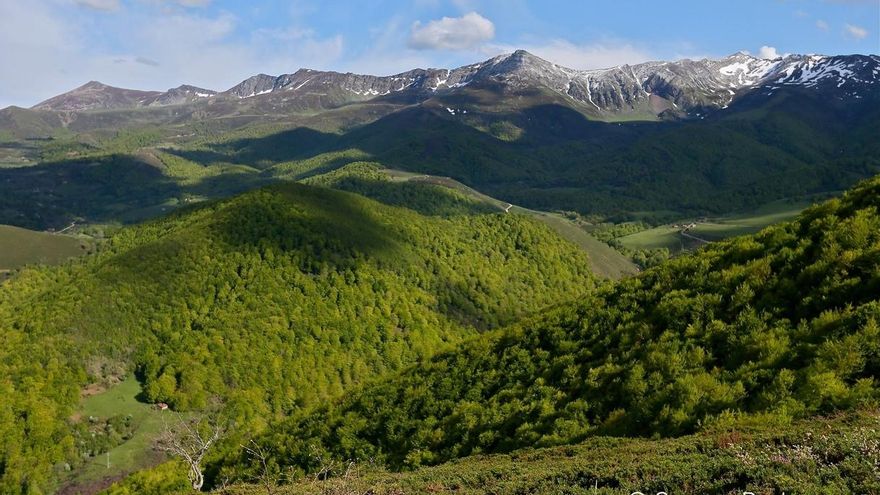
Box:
[688,199,813,240]
[617,199,815,254]
[0,224,91,272]
[384,169,638,279]
[59,377,168,494]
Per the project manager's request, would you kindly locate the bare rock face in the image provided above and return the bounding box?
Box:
[29,51,880,117]
[149,85,217,106]
[221,74,278,99]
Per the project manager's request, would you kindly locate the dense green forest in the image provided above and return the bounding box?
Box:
[301,162,498,217]
[214,173,880,485]
[0,183,595,493]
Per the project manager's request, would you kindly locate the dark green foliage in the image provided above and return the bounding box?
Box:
[235,174,880,475]
[315,90,880,219]
[0,183,594,493]
[303,162,497,217]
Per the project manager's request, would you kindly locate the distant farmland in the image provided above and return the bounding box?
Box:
[0,224,91,275]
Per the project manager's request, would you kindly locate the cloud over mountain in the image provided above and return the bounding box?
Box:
[408,12,495,50]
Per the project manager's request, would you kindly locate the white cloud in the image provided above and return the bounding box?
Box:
[758,45,780,59]
[816,19,830,31]
[0,1,347,108]
[408,12,495,51]
[486,39,654,70]
[844,23,869,39]
[0,1,84,107]
[74,0,120,12]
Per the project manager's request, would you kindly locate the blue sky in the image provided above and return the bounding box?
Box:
[1,0,878,108]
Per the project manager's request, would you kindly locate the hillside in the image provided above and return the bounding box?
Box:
[214,174,880,485]
[199,410,878,494]
[302,162,638,278]
[0,183,596,493]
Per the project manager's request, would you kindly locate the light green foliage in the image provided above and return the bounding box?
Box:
[0,182,595,493]
[268,150,373,180]
[230,175,880,478]
[303,162,498,217]
[350,167,638,279]
[101,461,189,495]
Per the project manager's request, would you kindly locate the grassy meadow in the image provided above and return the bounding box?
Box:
[0,224,92,275]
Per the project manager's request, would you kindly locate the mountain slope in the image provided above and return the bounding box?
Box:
[0,50,876,230]
[229,173,880,478]
[31,81,216,112]
[32,81,164,111]
[1,71,876,230]
[0,182,597,493]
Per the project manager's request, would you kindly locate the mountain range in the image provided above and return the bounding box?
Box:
[25,50,880,119]
[0,48,878,232]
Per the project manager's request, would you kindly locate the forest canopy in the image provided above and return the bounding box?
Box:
[0,182,595,493]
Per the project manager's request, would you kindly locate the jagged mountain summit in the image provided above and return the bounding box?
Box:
[27,50,880,118]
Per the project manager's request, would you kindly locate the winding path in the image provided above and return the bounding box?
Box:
[680,229,711,244]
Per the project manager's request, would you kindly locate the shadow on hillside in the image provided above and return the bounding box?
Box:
[210,183,402,263]
[326,177,497,217]
[179,103,654,183]
[0,154,181,230]
[93,183,405,296]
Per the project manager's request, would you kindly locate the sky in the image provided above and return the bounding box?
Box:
[1,0,878,108]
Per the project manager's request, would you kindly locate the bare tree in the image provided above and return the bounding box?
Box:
[242,439,278,495]
[158,413,226,491]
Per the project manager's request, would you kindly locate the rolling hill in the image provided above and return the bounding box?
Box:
[0,181,598,493]
[208,173,880,492]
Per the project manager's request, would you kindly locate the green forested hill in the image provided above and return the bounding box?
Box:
[223,174,880,481]
[0,183,595,493]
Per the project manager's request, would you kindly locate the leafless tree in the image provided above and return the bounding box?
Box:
[158,413,226,491]
[242,439,278,495]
